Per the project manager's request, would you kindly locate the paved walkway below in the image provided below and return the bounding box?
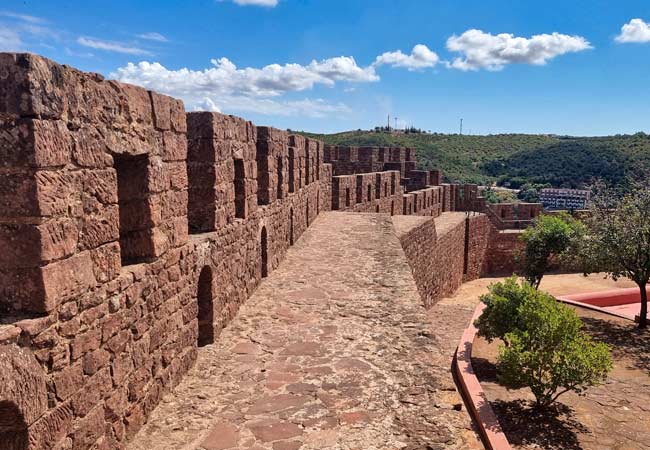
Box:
[127,212,481,450]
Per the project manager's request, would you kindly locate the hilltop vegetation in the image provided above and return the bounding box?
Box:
[299,130,650,189]
[300,130,558,184]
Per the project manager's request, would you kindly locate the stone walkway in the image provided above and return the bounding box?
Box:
[127,212,481,450]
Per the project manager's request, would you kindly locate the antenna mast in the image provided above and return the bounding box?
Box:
[460,118,463,135]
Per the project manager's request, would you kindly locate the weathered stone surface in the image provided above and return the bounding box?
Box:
[0,344,48,426]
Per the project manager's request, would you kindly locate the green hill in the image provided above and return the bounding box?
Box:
[299,130,650,188]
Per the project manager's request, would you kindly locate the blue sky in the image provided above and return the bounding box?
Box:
[2,0,650,135]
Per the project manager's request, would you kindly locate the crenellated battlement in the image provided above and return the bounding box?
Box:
[0,53,541,450]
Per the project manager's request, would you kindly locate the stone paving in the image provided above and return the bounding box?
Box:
[127,212,481,450]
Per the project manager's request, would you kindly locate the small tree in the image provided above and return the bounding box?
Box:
[498,291,612,408]
[519,213,584,289]
[475,278,612,408]
[475,276,537,342]
[579,182,650,328]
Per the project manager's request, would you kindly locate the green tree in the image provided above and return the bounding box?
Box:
[498,290,612,408]
[475,278,612,408]
[475,276,536,342]
[518,187,540,203]
[519,213,585,289]
[578,182,650,328]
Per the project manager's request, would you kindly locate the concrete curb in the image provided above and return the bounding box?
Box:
[454,303,512,450]
[557,287,645,322]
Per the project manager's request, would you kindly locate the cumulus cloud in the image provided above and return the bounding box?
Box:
[231,0,278,6]
[446,29,592,71]
[136,32,169,42]
[615,18,650,43]
[111,56,375,117]
[78,37,152,56]
[374,44,439,70]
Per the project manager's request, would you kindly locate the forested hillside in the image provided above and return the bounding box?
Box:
[300,130,650,188]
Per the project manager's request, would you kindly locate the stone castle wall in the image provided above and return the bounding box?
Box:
[394,213,492,309]
[0,53,531,450]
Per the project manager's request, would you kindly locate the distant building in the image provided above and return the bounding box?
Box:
[540,188,590,210]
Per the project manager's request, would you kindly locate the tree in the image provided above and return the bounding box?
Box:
[578,182,650,328]
[475,278,612,408]
[519,213,585,289]
[518,187,540,203]
[498,290,612,408]
[475,276,536,342]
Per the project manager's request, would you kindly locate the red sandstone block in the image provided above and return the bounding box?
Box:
[187,162,217,188]
[167,216,189,248]
[170,98,186,133]
[70,404,104,450]
[70,327,101,361]
[81,168,118,207]
[0,219,77,268]
[124,403,146,441]
[166,161,188,191]
[53,363,84,401]
[104,387,128,422]
[81,348,111,376]
[72,367,112,416]
[0,170,39,217]
[27,401,74,450]
[0,53,67,118]
[0,117,71,168]
[72,126,114,168]
[89,242,121,284]
[150,91,171,131]
[257,126,288,143]
[289,134,305,148]
[37,251,97,313]
[119,83,154,127]
[162,130,187,161]
[120,227,169,261]
[145,157,169,194]
[186,112,216,139]
[79,205,119,251]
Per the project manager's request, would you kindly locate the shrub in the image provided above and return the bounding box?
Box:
[475,278,612,408]
[474,276,539,342]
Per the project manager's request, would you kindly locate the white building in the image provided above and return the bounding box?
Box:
[540,188,590,210]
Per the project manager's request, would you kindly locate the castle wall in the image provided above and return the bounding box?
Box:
[331,171,402,214]
[484,229,525,275]
[394,213,494,309]
[0,52,532,450]
[0,54,331,450]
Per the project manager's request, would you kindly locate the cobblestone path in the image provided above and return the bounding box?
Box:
[127,212,481,450]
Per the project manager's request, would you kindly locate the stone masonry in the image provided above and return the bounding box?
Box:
[0,53,535,450]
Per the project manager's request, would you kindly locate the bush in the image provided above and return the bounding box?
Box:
[474,276,537,342]
[475,278,613,408]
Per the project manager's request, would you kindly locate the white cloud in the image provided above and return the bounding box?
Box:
[0,11,46,24]
[111,56,374,117]
[232,0,278,6]
[446,29,592,71]
[206,97,351,118]
[111,57,377,97]
[78,37,152,56]
[137,32,169,42]
[615,18,650,43]
[374,44,439,70]
[0,27,22,51]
